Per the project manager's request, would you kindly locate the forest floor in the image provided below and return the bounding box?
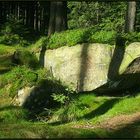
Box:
[72,112,140,132]
[0,45,140,138]
[0,93,140,138]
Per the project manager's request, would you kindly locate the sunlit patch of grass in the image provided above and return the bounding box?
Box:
[49,94,113,123]
[0,105,29,123]
[49,92,140,126]
[104,95,140,115]
[0,92,140,138]
[86,93,140,124]
[0,44,16,54]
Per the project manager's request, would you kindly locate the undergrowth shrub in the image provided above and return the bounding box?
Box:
[48,28,93,49]
[56,100,83,122]
[13,49,39,69]
[0,65,75,121]
[0,15,30,47]
[89,30,117,45]
[30,36,48,55]
[121,32,140,46]
[0,44,15,54]
[19,75,76,121]
[48,27,117,49]
[31,36,48,49]
[0,27,29,47]
[0,106,29,123]
[0,66,38,97]
[47,27,140,49]
[51,94,97,123]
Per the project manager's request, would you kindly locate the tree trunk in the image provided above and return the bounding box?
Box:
[62,1,68,30]
[29,1,35,29]
[0,2,3,25]
[55,2,64,32]
[48,2,56,36]
[41,1,50,34]
[48,1,67,36]
[35,2,39,32]
[125,1,136,33]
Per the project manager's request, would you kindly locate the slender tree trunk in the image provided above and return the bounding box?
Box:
[29,1,35,29]
[48,1,67,36]
[125,1,136,33]
[0,2,3,25]
[62,1,68,30]
[55,2,63,32]
[42,1,50,34]
[17,2,20,20]
[35,2,39,32]
[48,2,56,36]
[2,2,6,22]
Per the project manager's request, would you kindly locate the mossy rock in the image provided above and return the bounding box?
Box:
[44,42,140,92]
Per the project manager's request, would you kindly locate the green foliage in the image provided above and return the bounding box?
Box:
[68,2,126,32]
[0,15,30,47]
[48,27,117,49]
[0,91,140,138]
[52,94,99,123]
[48,28,140,49]
[50,93,140,124]
[0,44,16,54]
[13,49,39,69]
[0,27,29,47]
[0,106,29,123]
[51,93,69,104]
[104,95,140,116]
[30,36,48,54]
[0,45,15,72]
[0,66,38,97]
[1,15,28,36]
[36,68,48,82]
[0,34,24,46]
[120,32,140,46]
[89,30,117,44]
[48,28,90,49]
[31,36,48,49]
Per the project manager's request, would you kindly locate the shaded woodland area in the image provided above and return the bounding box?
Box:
[0,1,50,33]
[0,1,140,36]
[0,1,67,35]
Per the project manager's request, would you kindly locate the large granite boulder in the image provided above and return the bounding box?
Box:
[45,43,112,92]
[44,42,140,92]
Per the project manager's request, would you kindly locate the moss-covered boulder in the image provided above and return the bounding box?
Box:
[45,43,113,92]
[44,42,140,92]
[119,42,140,74]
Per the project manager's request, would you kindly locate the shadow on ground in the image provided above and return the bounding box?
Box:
[79,98,120,120]
[21,79,72,120]
[48,97,121,126]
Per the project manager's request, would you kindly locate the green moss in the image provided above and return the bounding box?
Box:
[89,30,117,44]
[48,27,93,49]
[31,36,48,49]
[0,106,29,123]
[0,66,38,97]
[0,44,16,54]
[14,49,39,69]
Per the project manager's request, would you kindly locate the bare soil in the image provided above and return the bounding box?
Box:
[72,112,140,130]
